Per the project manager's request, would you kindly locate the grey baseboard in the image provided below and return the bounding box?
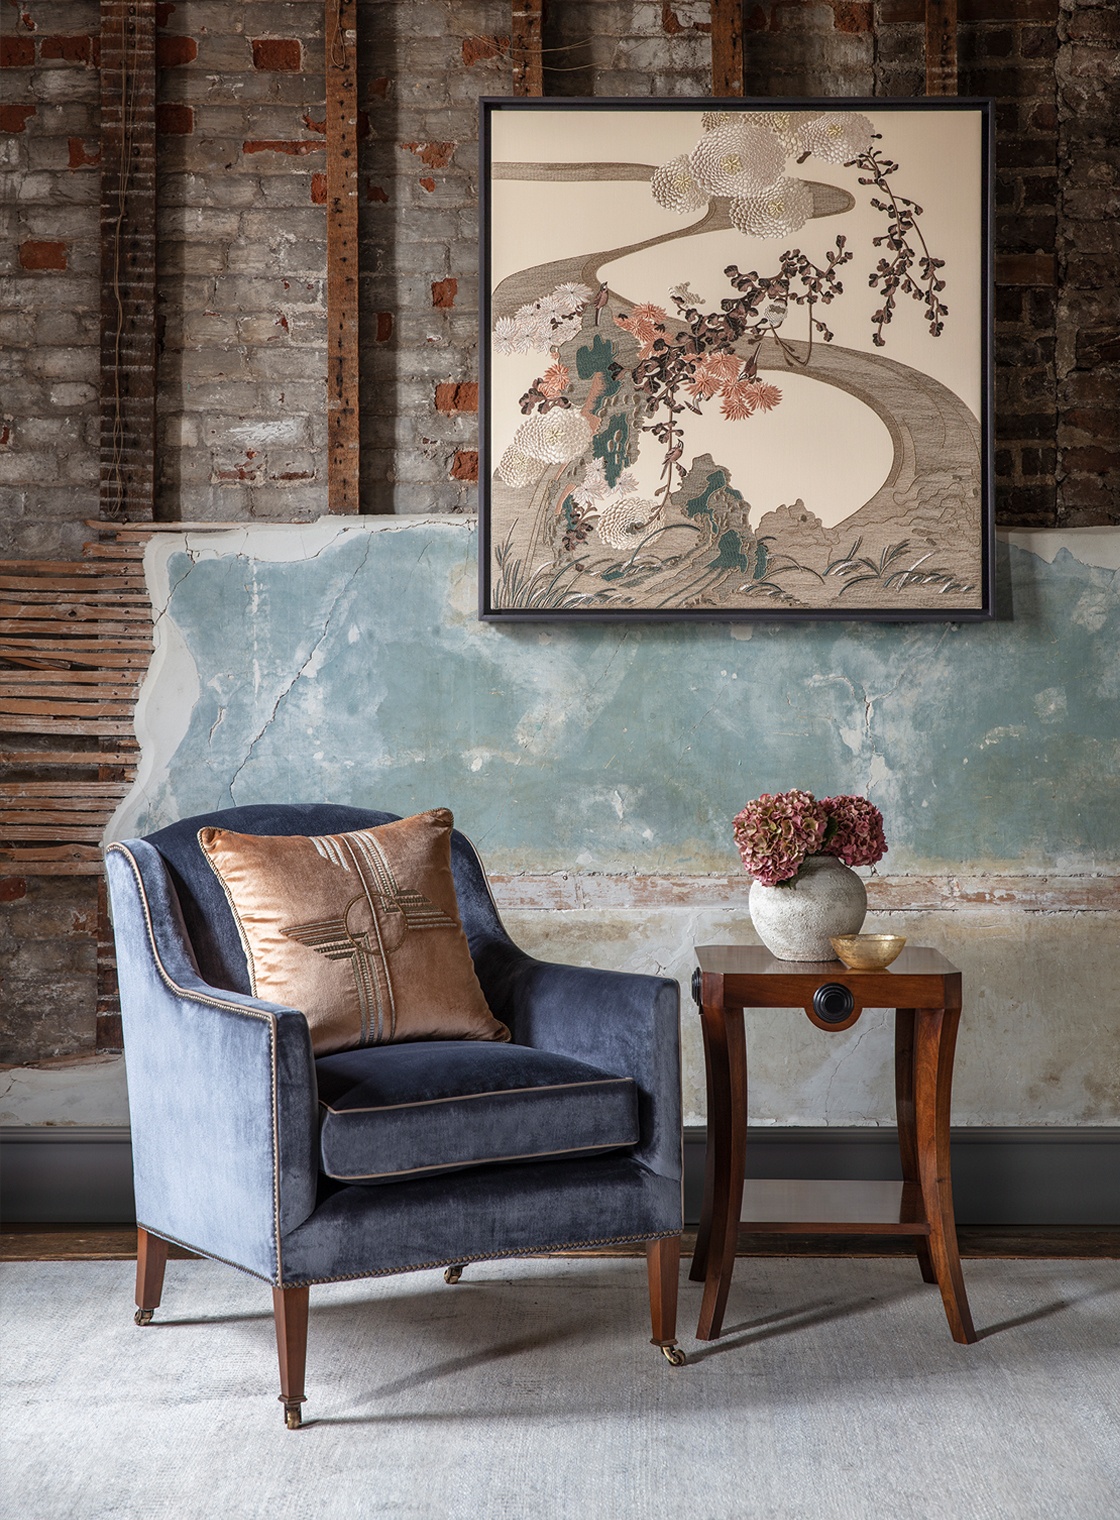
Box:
[2,1125,1119,1226]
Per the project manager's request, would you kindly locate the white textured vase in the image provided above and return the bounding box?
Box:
[748,853,867,961]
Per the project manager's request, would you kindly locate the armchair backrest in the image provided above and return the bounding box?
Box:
[141,803,511,995]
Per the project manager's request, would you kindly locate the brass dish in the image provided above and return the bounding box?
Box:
[830,933,906,970]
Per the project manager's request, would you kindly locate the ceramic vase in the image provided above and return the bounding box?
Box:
[748,853,867,961]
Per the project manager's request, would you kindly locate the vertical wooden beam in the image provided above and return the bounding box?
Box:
[925,0,958,96]
[710,0,744,97]
[512,1,544,97]
[99,0,157,522]
[325,0,360,514]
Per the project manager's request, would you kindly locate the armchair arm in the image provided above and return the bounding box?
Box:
[105,843,319,1284]
[472,939,681,1183]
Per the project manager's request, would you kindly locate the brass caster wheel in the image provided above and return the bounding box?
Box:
[444,1264,464,1285]
[282,1399,304,1430]
[661,1344,686,1368]
[134,1308,154,1326]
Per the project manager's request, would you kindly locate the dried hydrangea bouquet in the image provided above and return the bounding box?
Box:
[733,790,888,960]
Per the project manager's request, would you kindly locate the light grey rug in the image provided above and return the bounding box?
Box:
[3,1256,1119,1520]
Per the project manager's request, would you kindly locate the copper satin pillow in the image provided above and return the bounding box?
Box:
[198,809,510,1056]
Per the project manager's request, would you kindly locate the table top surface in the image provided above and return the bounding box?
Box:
[695,944,960,979]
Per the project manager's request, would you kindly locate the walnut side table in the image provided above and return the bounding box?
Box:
[690,944,977,1345]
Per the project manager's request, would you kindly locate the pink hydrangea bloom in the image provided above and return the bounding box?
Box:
[732,789,827,887]
[819,795,888,867]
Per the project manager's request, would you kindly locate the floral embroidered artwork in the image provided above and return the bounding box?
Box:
[482,101,993,619]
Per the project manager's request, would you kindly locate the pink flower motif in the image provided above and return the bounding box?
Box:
[819,795,888,868]
[732,790,827,887]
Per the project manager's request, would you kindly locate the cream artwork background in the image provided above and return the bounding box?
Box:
[484,104,988,614]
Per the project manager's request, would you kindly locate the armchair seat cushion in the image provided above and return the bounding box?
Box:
[315,1041,639,1184]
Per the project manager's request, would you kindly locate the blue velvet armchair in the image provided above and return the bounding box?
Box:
[105,804,684,1426]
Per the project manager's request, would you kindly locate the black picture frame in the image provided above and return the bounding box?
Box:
[479,97,995,623]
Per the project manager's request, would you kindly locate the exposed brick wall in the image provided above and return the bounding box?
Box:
[1056,0,1120,526]
[0,876,99,1064]
[155,0,328,522]
[0,0,102,560]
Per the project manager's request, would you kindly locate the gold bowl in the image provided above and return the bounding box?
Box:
[830,933,906,970]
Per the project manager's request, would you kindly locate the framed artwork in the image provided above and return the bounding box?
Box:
[479,98,994,622]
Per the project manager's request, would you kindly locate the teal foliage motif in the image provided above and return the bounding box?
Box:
[576,335,620,410]
[685,468,746,521]
[753,539,769,579]
[593,414,630,487]
[709,530,749,573]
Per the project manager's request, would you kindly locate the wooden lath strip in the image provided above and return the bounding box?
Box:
[925,0,958,95]
[512,0,543,96]
[325,0,361,514]
[0,782,133,798]
[710,0,744,96]
[100,0,157,522]
[1,750,138,769]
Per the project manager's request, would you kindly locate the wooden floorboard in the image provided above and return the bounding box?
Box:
[2,1225,1117,1263]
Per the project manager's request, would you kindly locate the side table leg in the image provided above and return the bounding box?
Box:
[914,1007,977,1345]
[689,1015,717,1284]
[895,1008,936,1285]
[696,1004,747,1342]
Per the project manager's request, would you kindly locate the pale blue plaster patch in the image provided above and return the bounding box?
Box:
[120,524,1119,875]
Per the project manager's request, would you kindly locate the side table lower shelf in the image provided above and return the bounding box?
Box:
[737,1179,931,1233]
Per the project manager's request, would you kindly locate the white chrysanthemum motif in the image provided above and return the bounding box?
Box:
[493,283,592,354]
[651,155,709,215]
[554,281,592,314]
[515,409,593,465]
[497,447,543,488]
[729,177,815,239]
[701,111,737,131]
[596,497,660,550]
[796,111,873,165]
[740,110,804,151]
[571,458,610,508]
[689,122,787,198]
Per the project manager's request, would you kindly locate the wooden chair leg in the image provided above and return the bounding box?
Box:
[273,1285,310,1429]
[646,1236,686,1366]
[134,1227,168,1325]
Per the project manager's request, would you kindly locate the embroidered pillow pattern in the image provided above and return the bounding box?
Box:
[199,809,510,1055]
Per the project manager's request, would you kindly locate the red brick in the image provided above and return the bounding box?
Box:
[19,240,67,270]
[366,182,389,203]
[375,311,394,342]
[450,450,478,482]
[1062,408,1117,440]
[431,278,458,309]
[419,176,435,192]
[403,140,456,169]
[830,1,872,33]
[311,171,327,204]
[0,103,36,132]
[661,2,710,32]
[40,35,96,64]
[0,879,27,902]
[155,1,176,24]
[435,382,479,414]
[302,113,326,134]
[369,76,390,99]
[68,135,100,168]
[0,36,35,66]
[156,33,197,66]
[996,253,1056,287]
[251,38,301,71]
[157,102,194,134]
[462,34,509,65]
[1063,446,1120,474]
